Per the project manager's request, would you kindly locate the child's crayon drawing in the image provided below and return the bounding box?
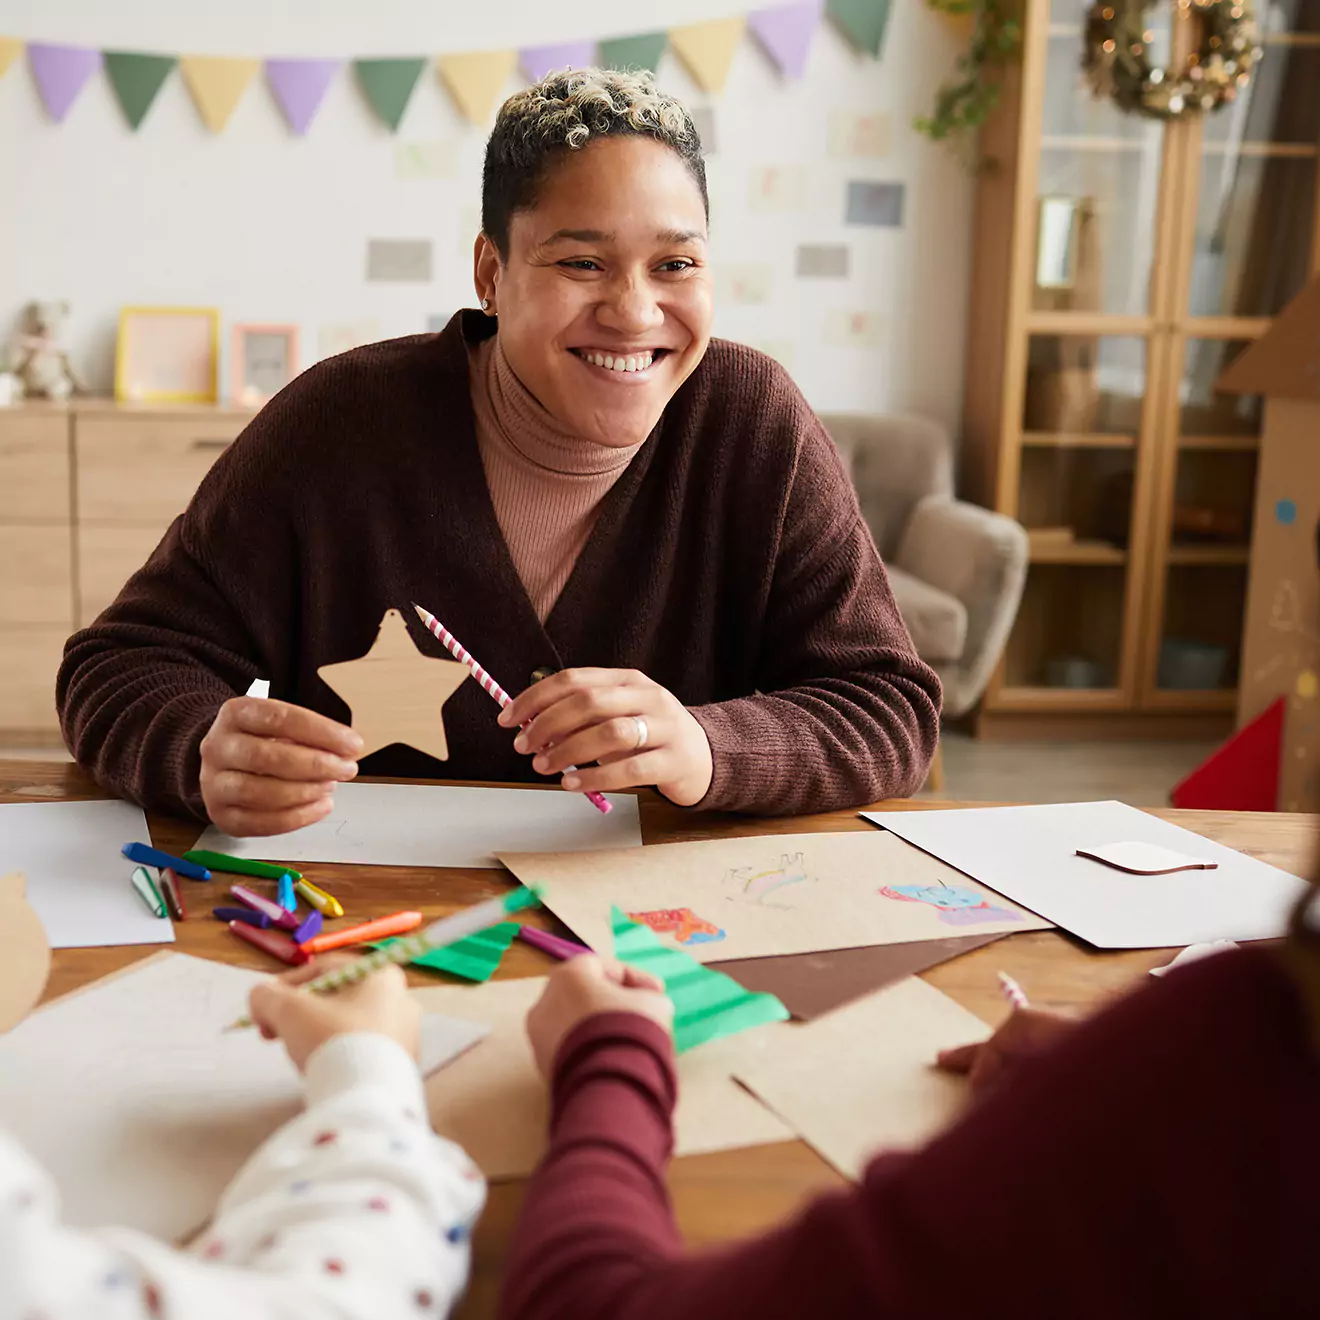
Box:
[627,907,727,946]
[722,852,812,907]
[877,883,1024,927]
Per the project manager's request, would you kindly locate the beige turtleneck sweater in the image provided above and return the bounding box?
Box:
[468,335,645,622]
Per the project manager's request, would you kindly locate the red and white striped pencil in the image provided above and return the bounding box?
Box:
[997,971,1029,1011]
[413,603,612,815]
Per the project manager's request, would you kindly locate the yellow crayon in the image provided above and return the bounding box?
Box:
[294,878,344,918]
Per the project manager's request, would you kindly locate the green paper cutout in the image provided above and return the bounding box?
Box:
[599,32,668,74]
[104,51,177,130]
[826,0,893,57]
[610,906,788,1054]
[378,921,520,983]
[354,57,427,132]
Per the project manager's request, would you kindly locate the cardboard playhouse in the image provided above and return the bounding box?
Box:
[1177,277,1320,813]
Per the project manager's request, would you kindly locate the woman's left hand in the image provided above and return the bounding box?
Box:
[497,667,713,807]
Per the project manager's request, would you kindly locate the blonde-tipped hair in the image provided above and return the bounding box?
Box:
[482,66,707,255]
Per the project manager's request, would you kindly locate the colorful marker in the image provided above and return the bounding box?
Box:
[213,905,272,929]
[293,878,344,918]
[130,866,166,917]
[227,920,310,966]
[122,842,210,882]
[299,910,423,955]
[158,868,187,921]
[230,883,300,932]
[181,850,302,882]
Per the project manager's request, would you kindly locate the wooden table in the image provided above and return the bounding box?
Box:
[5,759,1315,1318]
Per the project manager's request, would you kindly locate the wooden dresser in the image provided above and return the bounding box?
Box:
[0,399,253,742]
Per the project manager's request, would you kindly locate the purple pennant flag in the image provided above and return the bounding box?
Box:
[265,58,341,135]
[519,41,597,84]
[748,0,825,79]
[28,43,102,122]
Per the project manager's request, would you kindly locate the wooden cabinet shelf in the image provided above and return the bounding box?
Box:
[962,0,1320,734]
[0,399,253,738]
[1028,539,1127,565]
[1022,431,1136,449]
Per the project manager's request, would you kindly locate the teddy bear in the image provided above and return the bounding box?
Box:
[11,299,81,401]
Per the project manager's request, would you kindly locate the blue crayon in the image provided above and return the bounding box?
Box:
[122,842,211,882]
[277,872,297,913]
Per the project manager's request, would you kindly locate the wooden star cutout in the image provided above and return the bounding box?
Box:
[318,608,469,762]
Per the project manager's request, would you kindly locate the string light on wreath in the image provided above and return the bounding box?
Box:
[1083,0,1262,120]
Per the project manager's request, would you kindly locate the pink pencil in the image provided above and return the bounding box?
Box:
[413,603,612,815]
[518,924,589,960]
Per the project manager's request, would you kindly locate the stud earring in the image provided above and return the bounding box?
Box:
[480,297,490,312]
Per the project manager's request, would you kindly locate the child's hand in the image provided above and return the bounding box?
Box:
[935,1007,1075,1095]
[248,956,421,1072]
[526,955,673,1077]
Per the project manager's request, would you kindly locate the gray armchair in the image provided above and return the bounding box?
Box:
[820,413,1028,725]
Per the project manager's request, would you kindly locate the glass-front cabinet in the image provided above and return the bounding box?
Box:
[964,0,1320,729]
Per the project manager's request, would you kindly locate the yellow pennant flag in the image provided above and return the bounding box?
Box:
[0,37,22,80]
[180,55,260,133]
[669,16,746,94]
[436,50,516,126]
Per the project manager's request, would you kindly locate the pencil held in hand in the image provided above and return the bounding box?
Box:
[226,887,541,1030]
[412,603,612,815]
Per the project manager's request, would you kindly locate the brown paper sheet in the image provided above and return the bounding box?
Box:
[499,830,1049,964]
[735,976,991,1181]
[417,976,795,1180]
[711,931,1006,1020]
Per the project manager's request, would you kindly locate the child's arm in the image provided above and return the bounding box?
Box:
[1,964,484,1320]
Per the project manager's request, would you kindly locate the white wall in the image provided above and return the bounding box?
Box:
[0,0,975,430]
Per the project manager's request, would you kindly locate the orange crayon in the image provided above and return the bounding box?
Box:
[299,910,423,954]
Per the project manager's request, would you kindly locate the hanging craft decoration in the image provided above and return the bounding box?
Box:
[104,51,177,131]
[180,56,260,133]
[749,1,826,79]
[28,42,101,122]
[265,58,341,135]
[0,37,22,79]
[354,57,427,132]
[519,41,598,85]
[1083,0,1262,120]
[2,0,896,133]
[669,17,748,94]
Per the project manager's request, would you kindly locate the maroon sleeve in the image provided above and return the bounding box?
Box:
[500,952,1320,1320]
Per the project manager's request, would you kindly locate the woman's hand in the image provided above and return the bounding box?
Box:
[497,668,713,806]
[248,957,421,1073]
[526,955,673,1078]
[935,1007,1076,1095]
[200,697,362,836]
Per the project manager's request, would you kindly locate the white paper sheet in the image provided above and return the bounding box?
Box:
[0,954,489,1240]
[192,781,643,869]
[864,801,1310,949]
[0,799,175,949]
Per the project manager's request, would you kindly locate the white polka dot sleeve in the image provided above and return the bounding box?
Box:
[0,1032,486,1320]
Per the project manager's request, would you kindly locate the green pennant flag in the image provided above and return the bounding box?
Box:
[827,0,893,58]
[599,31,668,74]
[104,51,177,130]
[378,921,520,983]
[354,57,427,132]
[610,906,789,1054]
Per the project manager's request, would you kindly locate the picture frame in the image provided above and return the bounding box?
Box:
[1034,195,1081,291]
[230,323,300,406]
[115,307,220,404]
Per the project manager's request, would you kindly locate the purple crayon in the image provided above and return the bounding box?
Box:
[213,905,272,930]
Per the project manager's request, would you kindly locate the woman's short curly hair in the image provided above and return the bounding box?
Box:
[482,67,707,257]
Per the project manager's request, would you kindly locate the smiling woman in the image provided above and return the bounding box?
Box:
[56,68,941,833]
